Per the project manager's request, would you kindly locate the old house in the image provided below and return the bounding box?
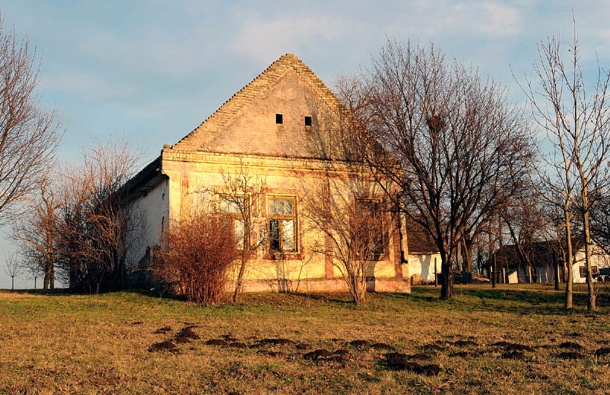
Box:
[407,222,441,284]
[123,54,411,294]
[494,240,610,284]
[570,242,610,283]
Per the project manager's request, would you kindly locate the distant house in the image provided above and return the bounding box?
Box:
[493,241,557,284]
[493,240,610,284]
[122,54,411,294]
[572,242,610,283]
[407,222,441,284]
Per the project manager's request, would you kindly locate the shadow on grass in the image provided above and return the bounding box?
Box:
[6,284,608,316]
[288,292,358,305]
[4,288,73,296]
[399,285,610,316]
[1,287,186,302]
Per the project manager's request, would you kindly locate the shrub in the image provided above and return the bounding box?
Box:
[151,210,238,304]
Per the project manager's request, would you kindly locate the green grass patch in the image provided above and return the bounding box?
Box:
[0,284,609,394]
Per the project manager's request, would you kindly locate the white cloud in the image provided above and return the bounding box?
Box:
[233,15,362,63]
[43,71,138,101]
[76,29,211,79]
[425,1,522,38]
[478,2,521,35]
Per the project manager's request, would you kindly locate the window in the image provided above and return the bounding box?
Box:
[268,196,297,252]
[580,265,599,278]
[355,199,385,259]
[304,116,312,126]
[219,195,246,250]
[275,113,283,124]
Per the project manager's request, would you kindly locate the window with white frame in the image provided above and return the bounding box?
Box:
[219,194,246,250]
[268,196,297,253]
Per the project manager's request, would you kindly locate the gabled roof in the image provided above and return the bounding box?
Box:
[408,221,439,254]
[494,241,558,268]
[172,54,344,153]
[120,156,165,203]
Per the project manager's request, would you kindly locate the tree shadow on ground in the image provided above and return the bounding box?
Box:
[389,286,609,316]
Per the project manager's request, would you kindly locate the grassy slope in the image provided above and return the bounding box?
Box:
[1,284,609,394]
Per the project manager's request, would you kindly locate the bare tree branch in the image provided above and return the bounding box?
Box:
[344,39,535,300]
[0,15,61,221]
[519,20,610,311]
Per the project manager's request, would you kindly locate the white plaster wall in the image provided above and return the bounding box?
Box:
[125,178,170,272]
[572,245,610,283]
[408,253,441,283]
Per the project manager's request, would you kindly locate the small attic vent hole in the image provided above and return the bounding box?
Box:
[304,116,312,126]
[276,114,283,124]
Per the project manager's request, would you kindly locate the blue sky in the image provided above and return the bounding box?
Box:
[1,0,609,288]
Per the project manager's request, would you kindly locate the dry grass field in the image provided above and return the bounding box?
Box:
[1,284,610,394]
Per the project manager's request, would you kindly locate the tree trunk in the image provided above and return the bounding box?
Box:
[582,208,596,311]
[491,254,496,288]
[455,241,462,273]
[44,260,54,290]
[564,208,574,310]
[440,258,453,300]
[553,248,560,291]
[233,245,250,303]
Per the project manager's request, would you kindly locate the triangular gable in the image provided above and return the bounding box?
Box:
[172,54,345,157]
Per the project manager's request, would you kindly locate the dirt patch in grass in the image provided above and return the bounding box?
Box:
[558,341,583,350]
[348,339,372,349]
[303,348,350,363]
[409,352,434,361]
[254,338,294,346]
[556,351,586,360]
[304,348,334,360]
[452,339,478,347]
[148,340,178,353]
[381,352,442,376]
[174,326,200,343]
[370,342,396,351]
[423,342,445,352]
[205,338,229,346]
[153,326,172,334]
[501,349,528,360]
[596,347,610,357]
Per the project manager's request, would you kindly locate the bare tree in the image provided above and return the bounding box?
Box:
[217,165,267,303]
[151,209,237,304]
[298,87,397,304]
[342,40,534,300]
[0,15,61,220]
[499,189,553,283]
[56,140,141,294]
[11,174,61,289]
[25,261,42,289]
[303,173,389,304]
[4,253,21,290]
[520,23,610,310]
[591,195,610,252]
